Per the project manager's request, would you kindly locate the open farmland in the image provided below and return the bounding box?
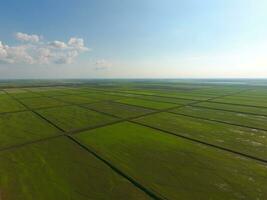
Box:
[0,79,267,199]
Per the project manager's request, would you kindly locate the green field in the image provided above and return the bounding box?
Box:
[134,112,267,161]
[20,97,69,109]
[0,80,267,199]
[0,137,149,200]
[195,101,267,116]
[52,94,100,104]
[37,105,118,132]
[212,95,267,107]
[84,101,155,119]
[75,122,267,200]
[171,106,267,130]
[0,111,60,149]
[115,98,177,110]
[0,95,26,113]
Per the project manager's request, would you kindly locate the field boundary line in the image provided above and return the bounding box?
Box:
[130,121,267,165]
[0,109,29,116]
[0,134,64,152]
[89,87,251,103]
[190,104,267,117]
[67,135,168,200]
[88,88,211,101]
[167,111,267,132]
[2,89,168,200]
[0,87,250,117]
[208,100,267,109]
[62,95,267,165]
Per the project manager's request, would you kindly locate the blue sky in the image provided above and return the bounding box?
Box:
[0,0,267,78]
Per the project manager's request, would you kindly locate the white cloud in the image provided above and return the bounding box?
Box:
[0,33,89,64]
[68,37,88,52]
[15,32,40,43]
[49,40,68,49]
[6,45,34,64]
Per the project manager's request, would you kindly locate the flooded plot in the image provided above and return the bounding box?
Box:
[0,137,150,200]
[134,112,267,161]
[75,122,267,200]
[172,106,267,130]
[84,101,155,119]
[37,105,118,132]
[0,111,60,149]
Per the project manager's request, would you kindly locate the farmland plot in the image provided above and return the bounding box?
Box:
[20,97,69,109]
[115,98,177,110]
[37,105,118,132]
[0,95,26,113]
[34,90,69,97]
[75,122,267,200]
[80,92,123,101]
[117,89,212,100]
[84,101,154,119]
[8,90,41,99]
[0,111,60,149]
[194,101,267,116]
[134,112,267,161]
[52,95,99,104]
[129,95,196,105]
[0,137,150,200]
[212,95,267,107]
[171,106,267,130]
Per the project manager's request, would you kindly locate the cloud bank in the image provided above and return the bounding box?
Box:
[0,32,89,64]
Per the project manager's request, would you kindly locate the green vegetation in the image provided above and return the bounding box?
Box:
[1,80,267,199]
[4,88,43,98]
[52,95,99,104]
[195,101,267,116]
[137,95,196,104]
[212,95,267,107]
[75,122,267,200]
[172,106,267,130]
[84,101,154,118]
[34,90,68,97]
[20,97,69,109]
[80,92,122,101]
[37,105,118,131]
[115,89,213,100]
[134,112,267,161]
[0,95,26,113]
[115,98,177,110]
[0,111,60,149]
[0,137,150,200]
[8,91,41,99]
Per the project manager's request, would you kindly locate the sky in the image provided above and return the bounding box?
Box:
[0,0,267,79]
